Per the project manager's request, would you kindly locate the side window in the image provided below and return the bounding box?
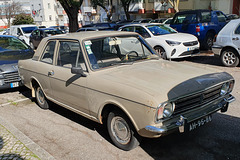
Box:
[216,12,226,22]
[235,25,240,34]
[40,41,56,64]
[57,41,86,71]
[17,28,22,35]
[135,26,150,38]
[201,12,211,22]
[122,27,134,32]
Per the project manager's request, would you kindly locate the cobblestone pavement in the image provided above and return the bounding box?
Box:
[0,124,40,160]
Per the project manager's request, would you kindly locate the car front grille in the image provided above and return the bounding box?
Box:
[3,72,20,83]
[173,85,222,114]
[183,41,198,46]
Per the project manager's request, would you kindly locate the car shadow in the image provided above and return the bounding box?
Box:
[139,113,240,159]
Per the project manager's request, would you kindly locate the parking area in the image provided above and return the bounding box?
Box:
[0,54,239,159]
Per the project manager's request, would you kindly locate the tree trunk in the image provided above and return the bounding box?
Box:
[67,9,79,33]
[123,6,130,20]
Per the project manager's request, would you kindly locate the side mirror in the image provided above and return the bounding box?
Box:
[71,66,87,77]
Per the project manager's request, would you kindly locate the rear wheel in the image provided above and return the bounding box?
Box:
[107,111,141,151]
[203,32,214,50]
[154,46,167,59]
[221,48,239,67]
[35,85,49,109]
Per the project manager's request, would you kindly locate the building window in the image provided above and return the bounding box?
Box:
[48,3,51,9]
[49,15,52,21]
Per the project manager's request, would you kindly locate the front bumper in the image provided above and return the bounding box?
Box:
[145,94,235,135]
[0,81,23,90]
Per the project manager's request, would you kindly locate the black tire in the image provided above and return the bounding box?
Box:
[30,42,35,50]
[35,85,49,109]
[203,32,214,50]
[107,111,141,151]
[154,46,167,59]
[221,48,239,67]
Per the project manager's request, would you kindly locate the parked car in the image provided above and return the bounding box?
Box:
[119,23,199,59]
[76,27,99,32]
[49,25,69,33]
[19,31,235,150]
[0,35,34,90]
[132,19,152,23]
[150,18,167,23]
[82,22,117,30]
[212,19,240,67]
[29,28,64,49]
[170,10,228,49]
[162,18,173,26]
[226,14,239,20]
[10,25,38,45]
[0,28,10,35]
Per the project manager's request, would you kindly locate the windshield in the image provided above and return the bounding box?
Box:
[45,29,63,35]
[147,25,177,35]
[84,36,157,70]
[0,37,33,60]
[22,26,38,34]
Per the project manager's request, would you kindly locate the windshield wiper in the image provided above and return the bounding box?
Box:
[111,62,133,66]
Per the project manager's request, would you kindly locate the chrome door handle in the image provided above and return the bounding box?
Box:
[48,70,54,76]
[232,37,239,40]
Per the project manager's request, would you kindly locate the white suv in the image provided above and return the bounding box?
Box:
[119,23,199,59]
[212,19,240,67]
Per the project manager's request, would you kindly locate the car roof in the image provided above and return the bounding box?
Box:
[120,23,165,27]
[174,9,211,15]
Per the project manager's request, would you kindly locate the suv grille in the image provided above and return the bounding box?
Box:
[3,72,20,83]
[183,41,198,46]
[174,85,222,114]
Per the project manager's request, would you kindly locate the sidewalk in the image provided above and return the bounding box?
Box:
[0,116,55,160]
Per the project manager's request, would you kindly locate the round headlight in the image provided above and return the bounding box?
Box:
[220,82,230,96]
[163,102,175,118]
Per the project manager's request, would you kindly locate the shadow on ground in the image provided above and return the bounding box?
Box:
[0,136,24,160]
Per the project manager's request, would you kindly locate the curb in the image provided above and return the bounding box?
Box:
[0,116,55,160]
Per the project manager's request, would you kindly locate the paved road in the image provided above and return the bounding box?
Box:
[0,55,239,160]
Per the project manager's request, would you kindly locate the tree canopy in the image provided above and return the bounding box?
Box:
[12,14,34,25]
[58,0,83,32]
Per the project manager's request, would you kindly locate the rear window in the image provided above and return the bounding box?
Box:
[201,12,211,22]
[172,13,197,24]
[22,26,38,34]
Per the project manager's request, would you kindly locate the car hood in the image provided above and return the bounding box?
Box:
[94,60,231,106]
[156,33,197,42]
[0,61,18,73]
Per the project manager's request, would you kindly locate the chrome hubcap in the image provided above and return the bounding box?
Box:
[37,88,45,105]
[223,52,236,65]
[111,116,131,145]
[155,48,165,58]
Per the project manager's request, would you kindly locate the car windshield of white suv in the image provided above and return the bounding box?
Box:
[147,25,177,36]
[84,36,158,70]
[22,26,38,34]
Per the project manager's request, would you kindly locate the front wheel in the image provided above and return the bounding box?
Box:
[107,111,141,151]
[35,86,49,109]
[154,46,167,59]
[221,48,239,67]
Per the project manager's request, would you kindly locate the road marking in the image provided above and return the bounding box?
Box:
[0,98,32,107]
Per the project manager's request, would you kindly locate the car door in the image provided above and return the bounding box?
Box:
[49,40,89,114]
[232,24,240,50]
[36,40,57,98]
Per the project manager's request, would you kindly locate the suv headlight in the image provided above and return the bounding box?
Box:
[166,40,181,46]
[156,102,175,120]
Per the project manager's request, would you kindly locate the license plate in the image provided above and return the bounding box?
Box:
[10,82,19,88]
[188,47,198,51]
[189,115,212,131]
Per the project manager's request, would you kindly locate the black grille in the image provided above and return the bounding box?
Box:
[183,41,198,46]
[3,72,20,83]
[174,85,222,114]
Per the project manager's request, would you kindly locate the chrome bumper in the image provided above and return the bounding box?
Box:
[145,95,235,134]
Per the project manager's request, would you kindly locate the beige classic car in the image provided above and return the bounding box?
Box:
[18,31,235,151]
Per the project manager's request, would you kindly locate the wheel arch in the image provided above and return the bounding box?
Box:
[220,46,240,58]
[99,102,139,131]
[30,77,44,98]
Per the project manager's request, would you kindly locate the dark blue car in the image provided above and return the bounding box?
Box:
[0,35,34,90]
[170,10,228,49]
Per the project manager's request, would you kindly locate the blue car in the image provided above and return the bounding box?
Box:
[170,10,228,49]
[0,35,34,90]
